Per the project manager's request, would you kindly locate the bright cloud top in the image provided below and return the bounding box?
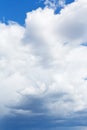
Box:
[0,0,87,126]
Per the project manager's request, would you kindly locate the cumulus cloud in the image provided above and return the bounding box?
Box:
[1,0,87,128]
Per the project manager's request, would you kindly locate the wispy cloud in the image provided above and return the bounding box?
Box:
[44,0,66,10]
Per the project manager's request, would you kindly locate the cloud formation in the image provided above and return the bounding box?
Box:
[44,0,66,10]
[1,0,87,129]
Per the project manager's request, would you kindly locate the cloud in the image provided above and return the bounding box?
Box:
[44,0,66,10]
[1,0,87,129]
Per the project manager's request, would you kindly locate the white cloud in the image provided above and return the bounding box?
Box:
[0,0,87,120]
[44,0,66,10]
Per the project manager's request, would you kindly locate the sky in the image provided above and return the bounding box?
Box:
[0,0,44,25]
[0,0,74,25]
[1,0,87,130]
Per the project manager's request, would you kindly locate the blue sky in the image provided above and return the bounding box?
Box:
[1,0,87,130]
[0,0,74,25]
[0,0,44,24]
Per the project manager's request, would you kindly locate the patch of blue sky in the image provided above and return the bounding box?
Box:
[0,0,44,25]
[0,0,75,25]
[81,43,87,46]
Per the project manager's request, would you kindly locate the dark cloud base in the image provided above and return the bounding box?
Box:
[2,114,87,130]
[1,96,87,130]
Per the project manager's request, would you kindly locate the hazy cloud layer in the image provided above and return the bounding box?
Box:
[1,0,87,129]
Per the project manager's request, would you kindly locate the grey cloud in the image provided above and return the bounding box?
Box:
[2,100,87,130]
[58,21,86,40]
